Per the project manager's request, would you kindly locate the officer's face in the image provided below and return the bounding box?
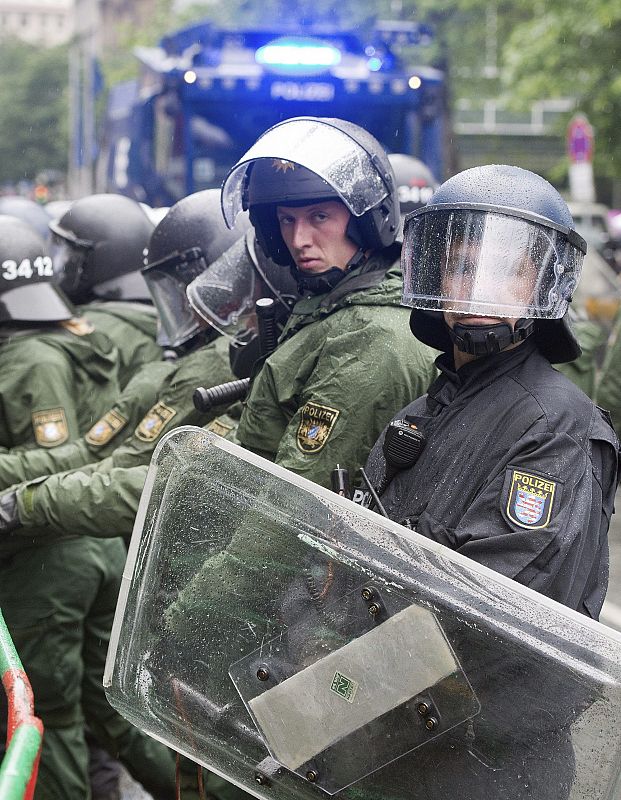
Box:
[441,238,537,329]
[276,201,358,273]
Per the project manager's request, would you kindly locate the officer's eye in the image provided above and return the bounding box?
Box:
[277,215,294,226]
[312,211,329,222]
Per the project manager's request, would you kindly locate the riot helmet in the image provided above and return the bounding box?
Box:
[388,154,438,216]
[402,165,587,363]
[143,190,251,349]
[221,117,398,291]
[187,228,299,337]
[0,215,74,324]
[48,193,154,303]
[0,196,54,241]
[187,229,300,378]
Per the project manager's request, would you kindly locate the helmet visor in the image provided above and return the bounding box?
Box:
[187,236,272,337]
[222,118,389,227]
[402,209,585,319]
[0,282,74,323]
[49,232,91,295]
[143,248,207,348]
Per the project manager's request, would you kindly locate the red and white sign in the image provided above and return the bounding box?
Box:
[567,114,594,164]
[567,114,595,201]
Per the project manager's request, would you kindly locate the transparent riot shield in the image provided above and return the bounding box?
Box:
[105,426,621,800]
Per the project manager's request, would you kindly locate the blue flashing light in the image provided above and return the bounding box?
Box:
[368,57,383,72]
[255,37,341,71]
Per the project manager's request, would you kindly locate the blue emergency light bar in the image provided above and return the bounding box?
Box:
[255,37,341,70]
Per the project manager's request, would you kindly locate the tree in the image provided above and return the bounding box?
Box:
[0,40,69,184]
[502,0,621,178]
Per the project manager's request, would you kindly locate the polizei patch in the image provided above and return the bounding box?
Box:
[296,402,340,453]
[32,408,69,448]
[505,469,557,529]
[135,402,177,442]
[85,409,128,447]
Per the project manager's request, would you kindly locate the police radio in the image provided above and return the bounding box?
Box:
[363,418,426,514]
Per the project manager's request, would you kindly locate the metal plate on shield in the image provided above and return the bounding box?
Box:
[230,585,479,793]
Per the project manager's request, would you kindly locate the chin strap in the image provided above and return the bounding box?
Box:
[293,248,367,295]
[449,318,535,357]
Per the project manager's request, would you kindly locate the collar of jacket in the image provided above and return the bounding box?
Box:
[426,338,539,413]
[280,243,402,342]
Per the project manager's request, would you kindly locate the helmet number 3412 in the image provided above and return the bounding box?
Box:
[1,256,54,280]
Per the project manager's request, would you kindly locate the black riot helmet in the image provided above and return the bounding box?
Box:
[187,227,299,336]
[388,154,438,216]
[48,193,154,303]
[221,117,399,281]
[187,229,300,378]
[402,165,587,363]
[0,196,54,241]
[142,189,251,349]
[0,215,75,324]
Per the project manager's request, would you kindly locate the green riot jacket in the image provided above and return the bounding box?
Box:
[0,324,122,451]
[78,301,162,387]
[595,309,621,435]
[556,318,607,399]
[237,247,438,489]
[10,337,236,545]
[0,358,176,490]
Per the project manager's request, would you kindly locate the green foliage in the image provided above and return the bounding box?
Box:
[0,39,68,184]
[100,0,177,86]
[503,0,621,176]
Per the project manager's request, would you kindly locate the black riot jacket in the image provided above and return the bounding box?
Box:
[365,338,619,619]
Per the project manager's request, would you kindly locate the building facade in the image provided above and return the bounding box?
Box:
[0,0,74,47]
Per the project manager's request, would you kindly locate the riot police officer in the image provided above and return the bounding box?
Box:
[49,193,162,385]
[0,192,295,541]
[219,116,438,487]
[0,215,176,800]
[0,190,250,488]
[365,164,618,618]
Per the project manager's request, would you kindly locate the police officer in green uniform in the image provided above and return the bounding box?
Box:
[49,193,162,386]
[0,190,249,489]
[0,216,177,800]
[0,218,298,542]
[217,116,438,487]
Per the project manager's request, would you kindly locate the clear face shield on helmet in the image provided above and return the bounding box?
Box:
[142,247,208,348]
[402,206,586,320]
[221,118,389,228]
[186,230,295,338]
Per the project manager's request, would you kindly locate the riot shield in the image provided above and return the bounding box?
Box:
[105,426,621,800]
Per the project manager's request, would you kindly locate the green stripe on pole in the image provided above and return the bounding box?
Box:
[0,608,23,675]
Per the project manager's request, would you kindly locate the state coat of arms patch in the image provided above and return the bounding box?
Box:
[32,408,69,448]
[85,409,128,447]
[504,468,558,530]
[296,402,340,454]
[134,402,177,442]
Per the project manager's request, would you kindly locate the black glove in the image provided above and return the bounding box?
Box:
[0,490,22,534]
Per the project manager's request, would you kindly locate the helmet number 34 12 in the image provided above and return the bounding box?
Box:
[1,256,54,280]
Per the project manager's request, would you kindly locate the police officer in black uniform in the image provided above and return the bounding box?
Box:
[362,165,619,799]
[366,163,618,619]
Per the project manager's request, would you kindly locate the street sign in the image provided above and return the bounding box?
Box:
[567,114,594,164]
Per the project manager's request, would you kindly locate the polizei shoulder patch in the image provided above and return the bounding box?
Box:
[32,408,69,448]
[135,401,177,443]
[296,402,340,454]
[503,468,559,530]
[85,409,128,447]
